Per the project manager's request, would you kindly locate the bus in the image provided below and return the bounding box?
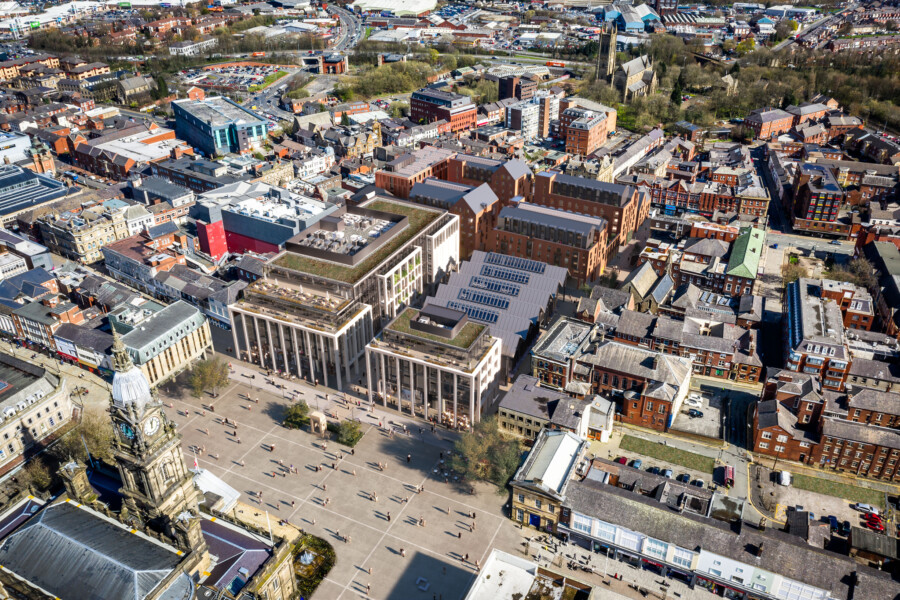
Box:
[250,51,266,57]
[546,61,565,67]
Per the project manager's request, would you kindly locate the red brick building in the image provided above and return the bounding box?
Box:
[745,107,794,140]
[446,154,532,205]
[532,171,647,248]
[410,88,476,133]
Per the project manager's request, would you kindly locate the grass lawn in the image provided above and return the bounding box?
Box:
[791,473,885,508]
[387,308,485,349]
[619,435,715,473]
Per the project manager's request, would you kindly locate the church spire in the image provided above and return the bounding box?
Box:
[112,328,133,373]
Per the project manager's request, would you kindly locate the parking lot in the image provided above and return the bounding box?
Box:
[754,466,876,533]
[179,63,295,93]
[671,392,722,439]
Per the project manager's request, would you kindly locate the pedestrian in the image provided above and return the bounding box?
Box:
[400,548,406,558]
[464,553,469,563]
[259,491,263,499]
[368,567,372,575]
[407,454,411,463]
[240,460,245,467]
[387,511,391,522]
[353,469,357,477]
[373,492,378,502]
[347,535,351,544]
[458,531,461,539]
[332,462,335,470]
[323,483,327,491]
[472,521,476,531]
[448,506,451,515]
[440,452,443,460]
[422,518,426,528]
[366,583,370,595]
[351,448,355,455]
[469,524,473,533]
[291,500,295,508]
[237,437,242,444]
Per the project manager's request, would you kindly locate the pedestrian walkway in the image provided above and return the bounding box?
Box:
[224,357,459,451]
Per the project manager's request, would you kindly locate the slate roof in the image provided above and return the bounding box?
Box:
[590,285,631,313]
[563,475,899,600]
[616,309,655,339]
[0,501,190,600]
[621,261,658,299]
[200,518,271,594]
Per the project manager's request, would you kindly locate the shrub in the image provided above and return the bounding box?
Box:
[283,401,310,429]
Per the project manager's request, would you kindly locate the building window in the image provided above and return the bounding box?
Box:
[672,548,693,567]
[762,432,772,440]
[759,442,769,449]
[572,513,592,534]
[518,494,524,503]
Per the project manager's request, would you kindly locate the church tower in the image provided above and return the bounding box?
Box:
[599,22,617,82]
[108,329,206,553]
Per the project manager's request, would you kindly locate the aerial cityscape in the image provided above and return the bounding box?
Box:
[0,0,895,598]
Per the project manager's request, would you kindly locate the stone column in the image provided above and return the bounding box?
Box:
[278,322,288,374]
[230,315,240,358]
[453,373,458,428]
[409,360,415,416]
[394,355,401,408]
[423,364,429,422]
[437,370,443,420]
[365,348,373,405]
[341,334,351,388]
[333,338,343,391]
[292,326,301,378]
[379,352,387,407]
[304,330,316,384]
[252,316,262,367]
[316,335,328,388]
[469,377,475,427]
[264,319,277,372]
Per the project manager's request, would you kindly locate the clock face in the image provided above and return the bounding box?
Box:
[119,423,134,439]
[143,416,160,436]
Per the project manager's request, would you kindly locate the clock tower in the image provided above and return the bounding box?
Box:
[108,329,206,553]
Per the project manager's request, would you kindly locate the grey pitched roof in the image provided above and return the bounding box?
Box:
[0,501,189,600]
[621,261,658,299]
[649,272,675,303]
[502,158,532,180]
[55,322,113,353]
[616,310,655,339]
[590,285,630,313]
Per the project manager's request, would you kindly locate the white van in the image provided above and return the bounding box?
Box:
[778,470,792,486]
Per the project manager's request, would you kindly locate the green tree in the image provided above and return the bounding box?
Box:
[735,38,756,56]
[341,112,350,126]
[427,48,440,65]
[190,357,231,399]
[671,81,683,106]
[335,420,362,446]
[447,416,520,490]
[283,401,310,429]
[155,75,169,100]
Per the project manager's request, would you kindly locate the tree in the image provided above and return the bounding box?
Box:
[341,112,350,126]
[190,357,230,399]
[671,81,683,106]
[22,458,52,492]
[735,38,756,56]
[782,262,808,284]
[335,420,362,446]
[283,401,310,429]
[722,39,736,53]
[447,416,520,490]
[155,75,169,100]
[52,411,115,464]
[427,48,440,65]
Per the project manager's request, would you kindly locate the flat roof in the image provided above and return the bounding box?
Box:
[174,97,265,127]
[272,199,442,284]
[386,307,485,350]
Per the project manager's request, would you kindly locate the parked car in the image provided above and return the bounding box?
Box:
[866,520,885,533]
[687,409,704,418]
[866,513,882,524]
[778,470,793,486]
[691,479,705,487]
[615,456,627,465]
[852,503,880,515]
[677,473,691,483]
[829,240,841,245]
[827,516,839,532]
[840,521,851,536]
[629,459,642,469]
[685,394,703,408]
[662,469,673,479]
[648,466,660,475]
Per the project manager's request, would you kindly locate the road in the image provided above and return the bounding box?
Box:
[774,4,857,52]
[329,5,363,51]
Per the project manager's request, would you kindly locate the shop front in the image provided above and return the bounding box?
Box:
[641,558,666,576]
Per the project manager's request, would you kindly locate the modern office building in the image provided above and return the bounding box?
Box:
[426,251,568,377]
[784,278,851,391]
[410,88,477,133]
[0,229,53,271]
[228,196,460,389]
[365,305,503,428]
[192,181,340,255]
[172,97,268,156]
[505,101,539,140]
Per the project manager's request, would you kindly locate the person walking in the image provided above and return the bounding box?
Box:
[400,548,406,558]
[407,454,411,463]
[387,511,391,522]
